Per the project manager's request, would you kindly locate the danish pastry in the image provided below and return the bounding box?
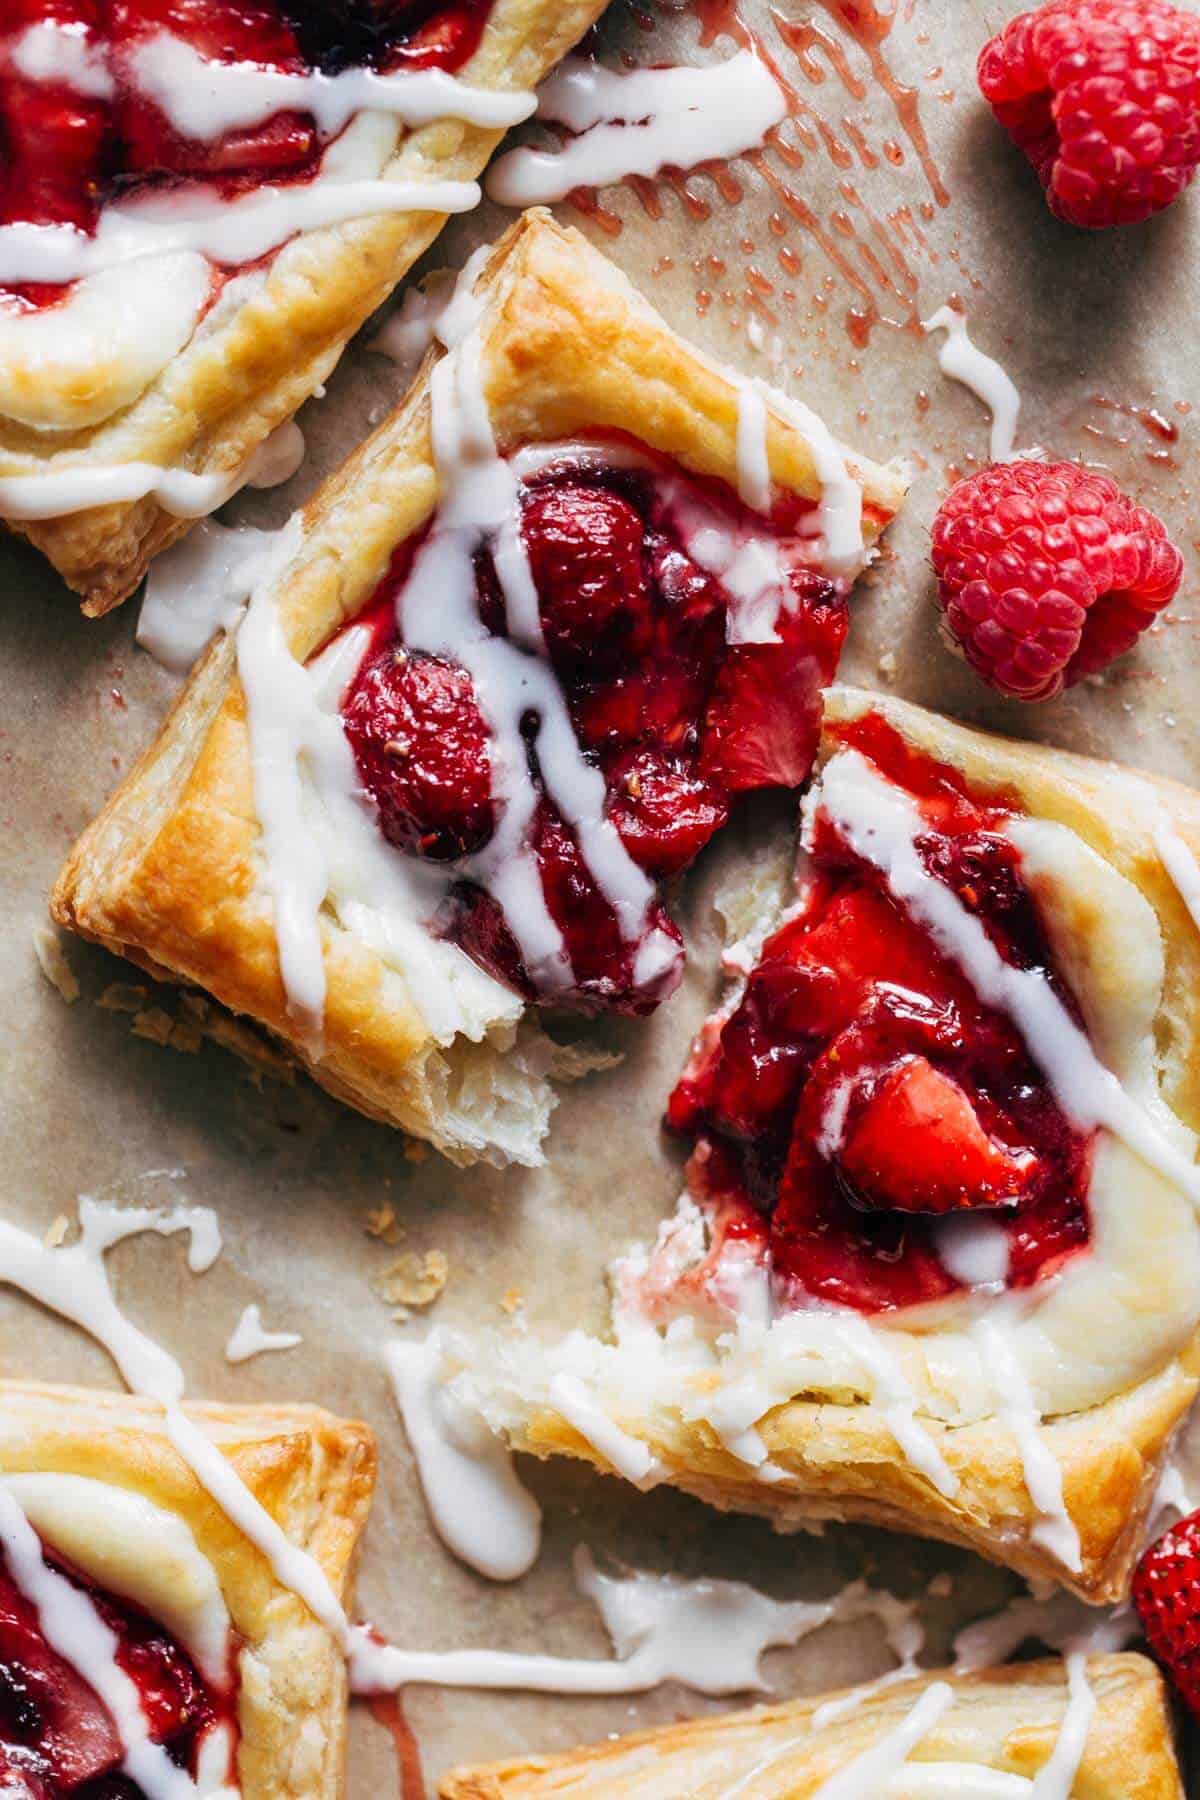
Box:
[0,0,605,613]
[449,686,1200,1598]
[51,213,906,1166]
[0,1378,374,1797]
[438,1654,1184,1798]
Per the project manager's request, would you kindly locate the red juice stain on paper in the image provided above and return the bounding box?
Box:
[807,0,949,206]
[368,1692,427,1800]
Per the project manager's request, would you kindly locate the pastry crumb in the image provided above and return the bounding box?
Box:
[98,982,150,1013]
[403,1139,429,1164]
[43,1215,70,1249]
[376,1249,448,1310]
[32,927,79,1004]
[927,1571,954,1598]
[500,1287,524,1316]
[878,649,898,680]
[365,1205,404,1245]
[131,1006,176,1046]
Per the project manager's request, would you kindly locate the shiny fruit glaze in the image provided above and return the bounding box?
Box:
[667,712,1094,1315]
[0,1539,232,1796]
[340,452,846,1016]
[0,0,495,308]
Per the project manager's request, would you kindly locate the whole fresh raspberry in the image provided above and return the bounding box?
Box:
[978,0,1200,228]
[931,461,1183,700]
[1134,1508,1200,1716]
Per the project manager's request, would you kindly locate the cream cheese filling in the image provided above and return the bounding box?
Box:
[1,1473,232,1689]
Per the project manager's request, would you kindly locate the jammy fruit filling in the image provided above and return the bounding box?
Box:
[0,1538,232,1796]
[339,450,849,1015]
[0,0,495,308]
[667,713,1095,1315]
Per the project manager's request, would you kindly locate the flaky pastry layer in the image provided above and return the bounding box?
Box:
[439,1654,1183,1798]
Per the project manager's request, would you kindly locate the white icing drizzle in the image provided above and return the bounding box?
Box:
[970,1315,1081,1573]
[137,516,302,675]
[810,1680,955,1799]
[0,1486,232,1798]
[10,20,116,98]
[369,270,456,373]
[767,385,865,577]
[386,1333,542,1582]
[486,51,786,207]
[923,307,1022,464]
[932,1215,1011,1291]
[395,257,677,993]
[1,419,308,523]
[548,1372,664,1488]
[1153,810,1200,936]
[128,33,535,141]
[735,377,772,513]
[812,748,1200,1207]
[0,166,479,291]
[952,1587,1134,1676]
[817,1312,959,1500]
[223,1304,302,1364]
[1030,1652,1094,1800]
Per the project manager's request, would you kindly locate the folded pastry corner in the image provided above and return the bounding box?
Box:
[0,1379,375,1798]
[449,686,1200,1599]
[437,1653,1184,1797]
[51,212,907,1168]
[0,0,607,613]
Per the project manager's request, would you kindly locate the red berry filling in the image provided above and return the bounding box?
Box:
[0,1538,233,1796]
[666,712,1094,1316]
[0,0,496,309]
[339,449,847,1016]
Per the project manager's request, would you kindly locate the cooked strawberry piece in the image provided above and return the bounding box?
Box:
[665,721,1095,1314]
[837,1056,1039,1215]
[523,485,653,674]
[699,572,847,792]
[571,637,719,754]
[606,749,728,877]
[0,1544,217,1792]
[343,646,494,860]
[0,2,108,236]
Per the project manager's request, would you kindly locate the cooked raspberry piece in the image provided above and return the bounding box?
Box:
[0,2,109,235]
[978,0,1200,228]
[606,748,728,877]
[837,1055,1040,1214]
[931,461,1182,700]
[1134,1508,1200,1717]
[522,484,652,672]
[699,573,846,792]
[343,646,494,860]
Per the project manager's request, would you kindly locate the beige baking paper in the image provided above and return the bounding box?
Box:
[2,0,1199,1791]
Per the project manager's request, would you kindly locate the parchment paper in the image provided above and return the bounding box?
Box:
[2,0,1199,1790]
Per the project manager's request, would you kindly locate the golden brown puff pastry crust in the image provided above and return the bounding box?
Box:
[0,0,608,615]
[0,1380,374,1798]
[452,684,1200,1599]
[438,1654,1184,1798]
[50,212,908,1167]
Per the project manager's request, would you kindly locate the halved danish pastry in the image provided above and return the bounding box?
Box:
[438,1653,1184,1798]
[50,213,907,1166]
[0,0,605,614]
[447,687,1200,1598]
[0,1379,374,1797]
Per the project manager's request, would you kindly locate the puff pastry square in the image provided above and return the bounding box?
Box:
[450,686,1200,1599]
[51,212,907,1167]
[0,0,607,615]
[439,1654,1184,1798]
[0,1379,374,1798]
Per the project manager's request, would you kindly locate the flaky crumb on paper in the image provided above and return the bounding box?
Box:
[99,984,294,1083]
[376,1249,448,1317]
[43,1215,70,1249]
[364,1205,405,1246]
[878,649,898,680]
[32,927,80,1004]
